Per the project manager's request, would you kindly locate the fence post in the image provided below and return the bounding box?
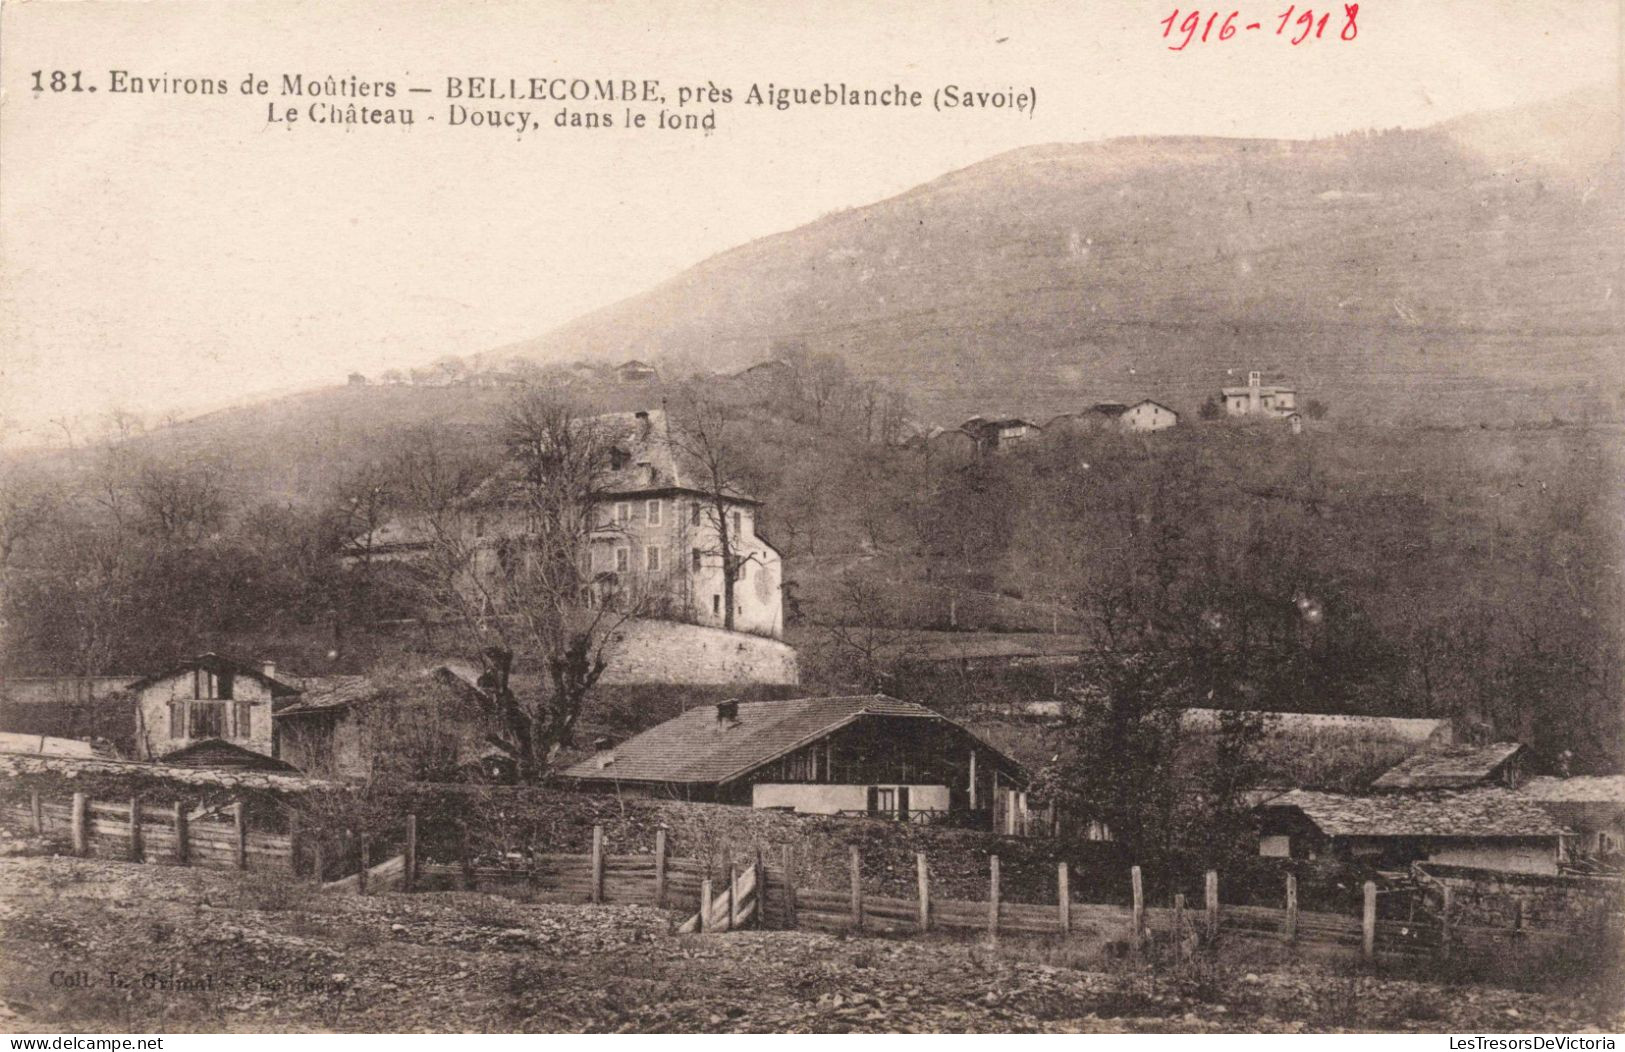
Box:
[1285,872,1298,944]
[653,828,668,907]
[917,853,931,932]
[1439,886,1453,960]
[1362,881,1377,961]
[589,824,604,904]
[988,855,1001,944]
[232,801,247,870]
[71,792,87,856]
[29,790,42,834]
[782,844,798,929]
[754,850,765,930]
[288,811,302,877]
[1173,893,1186,961]
[726,862,737,931]
[698,878,712,932]
[460,823,475,890]
[1057,862,1070,935]
[128,798,142,862]
[1205,869,1220,941]
[402,814,417,892]
[358,836,370,895]
[849,845,863,931]
[1130,865,1145,952]
[311,834,323,884]
[173,802,189,866]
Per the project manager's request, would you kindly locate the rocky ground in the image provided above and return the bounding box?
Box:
[0,846,1619,1034]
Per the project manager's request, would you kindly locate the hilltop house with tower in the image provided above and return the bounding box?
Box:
[1222,371,1298,418]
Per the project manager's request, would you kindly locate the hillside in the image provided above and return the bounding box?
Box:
[494,87,1622,426]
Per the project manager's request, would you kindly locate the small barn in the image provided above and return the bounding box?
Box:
[1257,788,1564,875]
[560,695,1035,830]
[274,667,496,781]
[1370,742,1530,791]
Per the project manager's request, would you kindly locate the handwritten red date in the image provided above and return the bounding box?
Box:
[1161,4,1358,49]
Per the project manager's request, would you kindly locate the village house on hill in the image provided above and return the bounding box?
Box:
[1046,400,1180,437]
[615,359,660,384]
[960,417,1042,455]
[1222,370,1298,418]
[561,695,1047,834]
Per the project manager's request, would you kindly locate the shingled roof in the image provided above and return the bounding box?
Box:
[1521,775,1625,830]
[273,676,384,717]
[1263,788,1563,839]
[560,695,1025,787]
[126,654,301,697]
[1370,742,1527,790]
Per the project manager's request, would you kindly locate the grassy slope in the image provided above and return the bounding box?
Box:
[499,89,1622,426]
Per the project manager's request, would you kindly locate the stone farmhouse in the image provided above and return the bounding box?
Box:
[129,654,299,765]
[561,695,1047,834]
[1121,399,1180,432]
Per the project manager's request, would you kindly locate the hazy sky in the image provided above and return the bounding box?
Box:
[1,0,1618,447]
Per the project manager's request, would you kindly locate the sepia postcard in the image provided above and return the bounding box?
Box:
[0,0,1621,1041]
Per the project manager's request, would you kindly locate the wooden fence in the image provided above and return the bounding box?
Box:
[754,848,1616,965]
[6,789,294,871]
[8,794,1614,967]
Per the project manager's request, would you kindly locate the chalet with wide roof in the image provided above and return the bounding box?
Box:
[561,695,1037,831]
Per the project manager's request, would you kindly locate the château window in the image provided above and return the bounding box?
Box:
[732,511,742,535]
[615,547,629,572]
[692,503,702,526]
[615,502,631,524]
[712,594,721,615]
[646,546,661,572]
[610,448,629,470]
[691,547,702,571]
[646,499,662,526]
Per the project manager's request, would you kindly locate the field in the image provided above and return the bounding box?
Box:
[1,848,1618,1034]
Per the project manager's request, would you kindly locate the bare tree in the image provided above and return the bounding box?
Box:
[818,572,924,692]
[390,395,635,779]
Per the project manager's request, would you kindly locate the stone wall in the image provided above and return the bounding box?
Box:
[1416,862,1625,932]
[596,617,799,686]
